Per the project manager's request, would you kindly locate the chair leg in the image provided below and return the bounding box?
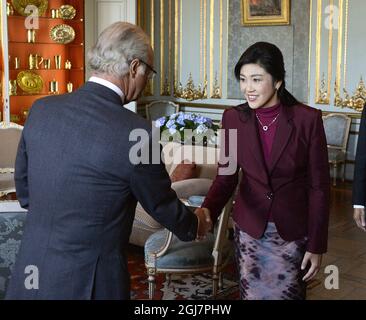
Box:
[333,164,337,186]
[212,272,219,299]
[148,272,156,300]
[218,272,223,290]
[342,162,346,182]
[166,273,171,286]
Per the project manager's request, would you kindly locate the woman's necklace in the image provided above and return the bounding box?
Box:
[255,113,280,132]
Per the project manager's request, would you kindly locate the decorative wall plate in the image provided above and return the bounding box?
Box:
[59,4,76,19]
[11,0,48,17]
[49,24,75,44]
[17,71,43,94]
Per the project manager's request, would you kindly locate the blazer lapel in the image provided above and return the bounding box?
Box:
[268,106,294,174]
[242,110,269,185]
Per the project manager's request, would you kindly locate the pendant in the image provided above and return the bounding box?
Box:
[263,126,268,131]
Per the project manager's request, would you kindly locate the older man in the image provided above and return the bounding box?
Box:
[353,105,366,232]
[6,22,211,300]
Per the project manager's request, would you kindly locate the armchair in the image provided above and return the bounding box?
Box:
[322,114,351,186]
[129,142,219,247]
[145,100,179,121]
[0,122,23,197]
[144,194,235,300]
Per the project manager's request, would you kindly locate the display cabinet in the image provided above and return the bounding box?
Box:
[1,0,85,124]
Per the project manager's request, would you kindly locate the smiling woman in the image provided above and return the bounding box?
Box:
[200,41,330,300]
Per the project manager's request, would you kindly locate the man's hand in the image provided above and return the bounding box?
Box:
[194,208,213,241]
[301,252,322,282]
[353,208,366,231]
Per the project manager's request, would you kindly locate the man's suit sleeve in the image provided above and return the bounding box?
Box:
[130,158,198,242]
[14,133,29,209]
[201,109,239,224]
[353,105,366,206]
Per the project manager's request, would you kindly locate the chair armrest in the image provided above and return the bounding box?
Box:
[154,230,174,258]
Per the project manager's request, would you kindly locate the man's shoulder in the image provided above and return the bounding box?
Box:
[122,108,151,130]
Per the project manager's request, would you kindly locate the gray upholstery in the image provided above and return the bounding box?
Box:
[322,114,351,186]
[0,201,27,300]
[323,114,350,147]
[327,148,346,162]
[145,230,216,269]
[145,101,179,121]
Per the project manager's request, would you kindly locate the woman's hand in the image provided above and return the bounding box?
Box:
[194,207,212,241]
[301,252,322,282]
[353,208,366,231]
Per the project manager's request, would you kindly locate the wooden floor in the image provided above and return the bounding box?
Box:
[307,182,366,300]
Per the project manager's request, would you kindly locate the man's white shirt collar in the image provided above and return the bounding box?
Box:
[89,76,125,104]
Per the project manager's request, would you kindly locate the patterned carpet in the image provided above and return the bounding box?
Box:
[127,244,240,300]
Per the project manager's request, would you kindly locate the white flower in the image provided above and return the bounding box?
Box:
[195,124,208,135]
[169,113,179,120]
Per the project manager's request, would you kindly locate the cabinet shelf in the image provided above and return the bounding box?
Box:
[7,15,83,23]
[9,41,84,46]
[10,68,84,71]
[10,93,67,97]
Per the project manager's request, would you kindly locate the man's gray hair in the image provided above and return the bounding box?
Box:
[88,22,151,77]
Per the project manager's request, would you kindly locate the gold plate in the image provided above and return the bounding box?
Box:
[49,24,75,44]
[17,71,43,94]
[11,0,48,17]
[59,4,76,19]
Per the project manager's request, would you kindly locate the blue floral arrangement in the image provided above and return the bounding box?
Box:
[155,112,219,145]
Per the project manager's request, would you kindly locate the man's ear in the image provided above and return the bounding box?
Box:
[129,59,140,78]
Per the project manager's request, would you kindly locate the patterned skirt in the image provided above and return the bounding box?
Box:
[234,222,307,300]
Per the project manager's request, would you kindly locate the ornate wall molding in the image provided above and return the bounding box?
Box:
[334,77,366,112]
[309,0,365,113]
[174,74,207,101]
[138,0,227,101]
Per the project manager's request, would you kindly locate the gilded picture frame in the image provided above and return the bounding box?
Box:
[242,0,290,26]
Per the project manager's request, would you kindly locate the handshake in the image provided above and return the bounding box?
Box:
[194,207,213,241]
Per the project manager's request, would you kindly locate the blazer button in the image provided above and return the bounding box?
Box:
[266,192,274,200]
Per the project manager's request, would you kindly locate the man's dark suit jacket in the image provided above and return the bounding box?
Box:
[5,82,198,300]
[202,103,330,254]
[353,106,366,206]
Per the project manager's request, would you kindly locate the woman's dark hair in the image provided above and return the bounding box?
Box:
[234,41,298,107]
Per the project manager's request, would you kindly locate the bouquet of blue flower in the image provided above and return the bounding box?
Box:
[155,112,219,145]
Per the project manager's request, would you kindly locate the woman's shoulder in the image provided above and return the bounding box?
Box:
[223,103,249,117]
[290,103,322,119]
[220,103,249,127]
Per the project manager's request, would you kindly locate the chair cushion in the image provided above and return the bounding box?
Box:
[328,148,346,162]
[145,229,215,269]
[170,160,197,182]
[171,178,213,199]
[134,203,162,229]
[0,173,15,195]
